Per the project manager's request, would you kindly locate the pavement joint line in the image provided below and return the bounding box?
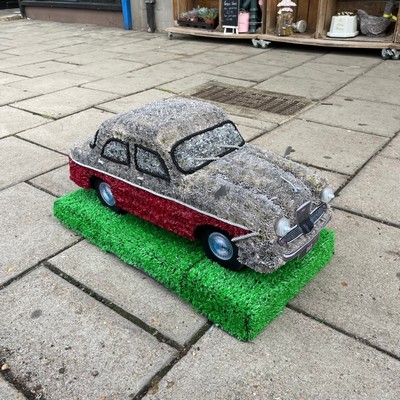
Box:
[15,135,70,157]
[334,131,399,199]
[0,264,42,292]
[131,321,213,400]
[43,261,185,352]
[0,163,68,194]
[331,204,400,230]
[0,365,40,400]
[327,93,400,109]
[2,90,44,107]
[11,99,112,124]
[93,105,118,114]
[298,117,397,139]
[205,69,265,85]
[7,105,57,122]
[0,240,83,292]
[287,304,400,363]
[25,176,69,198]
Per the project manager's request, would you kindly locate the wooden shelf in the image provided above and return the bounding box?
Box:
[169,0,400,50]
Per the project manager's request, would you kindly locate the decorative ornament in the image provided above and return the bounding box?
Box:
[276,0,297,36]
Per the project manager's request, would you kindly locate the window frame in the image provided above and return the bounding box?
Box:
[170,120,245,174]
[101,138,131,166]
[134,144,171,181]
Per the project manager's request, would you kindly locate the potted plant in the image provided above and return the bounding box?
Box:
[179,11,189,21]
[187,8,199,22]
[198,7,218,24]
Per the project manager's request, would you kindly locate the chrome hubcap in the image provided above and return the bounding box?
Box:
[99,182,115,207]
[208,232,233,261]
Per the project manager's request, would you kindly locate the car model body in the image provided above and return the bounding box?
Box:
[69,98,333,273]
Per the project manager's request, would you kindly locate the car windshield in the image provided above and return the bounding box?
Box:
[171,121,244,173]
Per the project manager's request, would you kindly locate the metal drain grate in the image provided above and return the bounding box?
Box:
[192,84,310,116]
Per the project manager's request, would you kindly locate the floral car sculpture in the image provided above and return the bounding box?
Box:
[69,98,334,273]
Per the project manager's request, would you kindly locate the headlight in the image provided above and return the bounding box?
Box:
[274,217,291,237]
[321,187,335,203]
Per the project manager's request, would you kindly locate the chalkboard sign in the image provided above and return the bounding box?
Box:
[222,0,239,27]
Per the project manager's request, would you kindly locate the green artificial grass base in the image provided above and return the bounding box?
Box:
[54,189,335,341]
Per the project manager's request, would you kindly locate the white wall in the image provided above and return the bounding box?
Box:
[131,0,174,32]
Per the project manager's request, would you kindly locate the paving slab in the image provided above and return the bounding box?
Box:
[12,87,119,119]
[37,37,87,48]
[228,114,278,132]
[49,240,208,345]
[291,210,400,357]
[0,85,35,106]
[97,89,174,113]
[0,376,25,400]
[0,71,26,85]
[159,72,255,94]
[0,184,78,285]
[254,74,344,101]
[30,165,79,197]
[0,137,66,189]
[8,71,98,95]
[246,48,321,68]
[209,60,288,83]
[234,123,264,141]
[103,41,174,56]
[0,106,49,138]
[380,134,400,160]
[282,61,367,83]
[83,60,214,95]
[334,155,400,225]
[2,60,75,78]
[364,60,400,80]
[49,43,108,55]
[0,51,57,69]
[54,50,127,65]
[2,43,60,56]
[312,51,382,68]
[301,95,400,137]
[336,75,400,105]
[252,119,387,175]
[155,41,220,56]
[68,58,146,78]
[0,267,177,399]
[144,309,400,400]
[308,167,349,192]
[118,50,183,65]
[17,108,115,154]
[175,50,248,66]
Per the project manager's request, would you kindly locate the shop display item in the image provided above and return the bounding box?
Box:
[357,0,398,36]
[54,189,335,341]
[69,98,334,274]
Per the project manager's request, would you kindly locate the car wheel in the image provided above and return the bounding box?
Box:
[93,179,122,213]
[201,229,243,271]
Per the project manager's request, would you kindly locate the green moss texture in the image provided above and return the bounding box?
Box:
[54,189,335,341]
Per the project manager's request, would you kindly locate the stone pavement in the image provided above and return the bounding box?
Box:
[0,17,399,400]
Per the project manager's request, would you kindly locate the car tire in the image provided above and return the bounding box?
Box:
[200,229,243,271]
[93,179,122,213]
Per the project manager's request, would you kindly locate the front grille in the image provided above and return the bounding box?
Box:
[283,226,302,243]
[310,204,325,224]
[281,204,326,244]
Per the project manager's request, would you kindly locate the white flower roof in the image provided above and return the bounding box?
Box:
[277,0,297,6]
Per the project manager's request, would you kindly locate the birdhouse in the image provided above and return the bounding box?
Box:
[276,0,297,36]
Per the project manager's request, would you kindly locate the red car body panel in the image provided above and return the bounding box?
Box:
[69,158,251,241]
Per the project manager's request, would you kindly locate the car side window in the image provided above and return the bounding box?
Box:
[101,139,130,166]
[135,145,170,181]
